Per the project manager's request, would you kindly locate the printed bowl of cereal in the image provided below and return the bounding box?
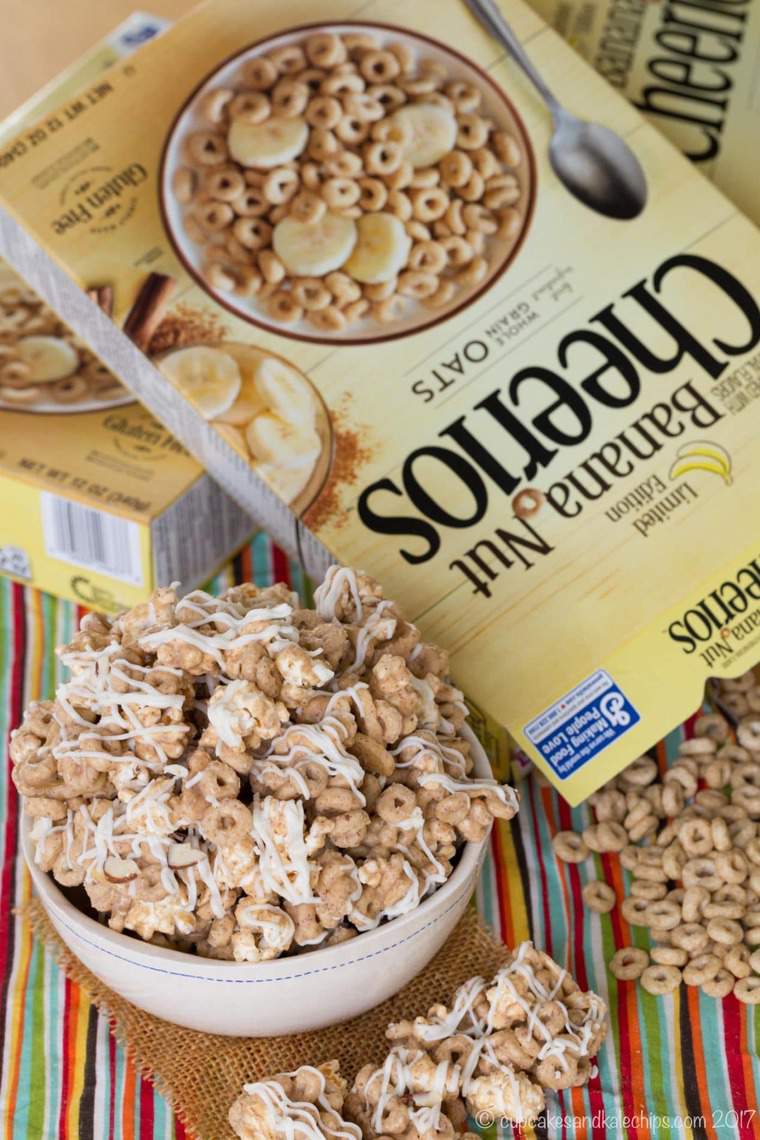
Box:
[160,22,536,345]
[15,567,518,1035]
[0,271,132,414]
[157,340,333,510]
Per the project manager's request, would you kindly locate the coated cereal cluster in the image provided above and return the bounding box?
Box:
[228,943,608,1138]
[12,567,518,960]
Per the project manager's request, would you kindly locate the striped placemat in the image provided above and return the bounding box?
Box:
[1,533,759,1139]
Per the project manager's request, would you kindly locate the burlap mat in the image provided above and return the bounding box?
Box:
[19,898,509,1139]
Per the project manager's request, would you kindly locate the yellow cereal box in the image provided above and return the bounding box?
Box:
[0,17,254,611]
[1,0,758,801]
[529,0,760,224]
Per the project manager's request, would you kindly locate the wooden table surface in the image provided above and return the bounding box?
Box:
[0,0,194,119]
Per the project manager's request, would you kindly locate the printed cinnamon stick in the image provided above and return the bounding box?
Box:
[122,273,176,352]
[86,284,114,316]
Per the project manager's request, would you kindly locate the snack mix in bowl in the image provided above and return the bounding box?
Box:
[12,567,518,961]
[229,942,609,1136]
[171,27,529,334]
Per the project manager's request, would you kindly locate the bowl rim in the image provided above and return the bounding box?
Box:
[158,18,538,348]
[21,725,491,980]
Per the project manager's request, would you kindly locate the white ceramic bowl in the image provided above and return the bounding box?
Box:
[22,728,491,1036]
[160,21,536,346]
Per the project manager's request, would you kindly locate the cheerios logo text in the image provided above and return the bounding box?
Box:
[357,254,759,596]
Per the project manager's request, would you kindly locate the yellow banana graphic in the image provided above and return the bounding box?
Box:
[669,439,732,486]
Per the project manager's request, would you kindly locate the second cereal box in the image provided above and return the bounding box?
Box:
[1,0,759,801]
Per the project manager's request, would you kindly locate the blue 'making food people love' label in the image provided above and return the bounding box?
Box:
[524,670,641,779]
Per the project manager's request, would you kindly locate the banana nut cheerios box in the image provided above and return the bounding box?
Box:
[0,16,255,613]
[0,0,759,802]
[528,0,760,227]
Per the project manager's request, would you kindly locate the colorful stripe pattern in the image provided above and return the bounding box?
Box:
[1,535,759,1138]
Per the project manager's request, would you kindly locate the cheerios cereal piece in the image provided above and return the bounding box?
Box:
[203,261,237,292]
[457,254,489,288]
[308,305,347,332]
[322,177,361,210]
[512,488,545,521]
[204,165,246,202]
[410,187,449,223]
[308,128,340,162]
[373,295,407,323]
[552,830,589,864]
[701,968,735,998]
[233,183,270,215]
[485,174,521,210]
[456,113,490,150]
[582,881,616,913]
[196,199,235,232]
[382,160,414,190]
[292,278,332,311]
[360,50,401,84]
[405,219,431,243]
[368,83,406,110]
[364,140,404,177]
[397,271,438,300]
[232,217,272,250]
[458,171,486,203]
[187,131,228,166]
[198,87,234,125]
[407,240,447,275]
[268,44,306,74]
[621,896,651,926]
[492,130,523,167]
[356,177,388,212]
[172,167,196,203]
[651,946,688,967]
[262,166,299,205]
[641,964,681,995]
[266,291,303,323]
[241,56,279,90]
[683,953,721,987]
[272,79,309,118]
[364,279,397,302]
[422,279,457,310]
[336,115,371,147]
[410,167,440,190]
[305,95,342,130]
[344,31,381,54]
[290,191,327,224]
[229,92,270,124]
[321,71,364,97]
[52,375,88,404]
[325,272,361,305]
[610,947,649,980]
[471,146,501,180]
[256,250,286,285]
[343,298,370,322]
[306,33,347,69]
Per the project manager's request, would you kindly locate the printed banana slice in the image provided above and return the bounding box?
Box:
[670,456,732,486]
[255,459,316,504]
[272,212,357,277]
[253,355,317,431]
[16,336,79,383]
[670,439,733,485]
[160,346,242,420]
[214,374,267,426]
[227,115,308,169]
[343,212,412,285]
[245,412,319,467]
[391,102,458,168]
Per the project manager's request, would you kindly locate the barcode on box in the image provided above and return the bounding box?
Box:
[41,493,143,585]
